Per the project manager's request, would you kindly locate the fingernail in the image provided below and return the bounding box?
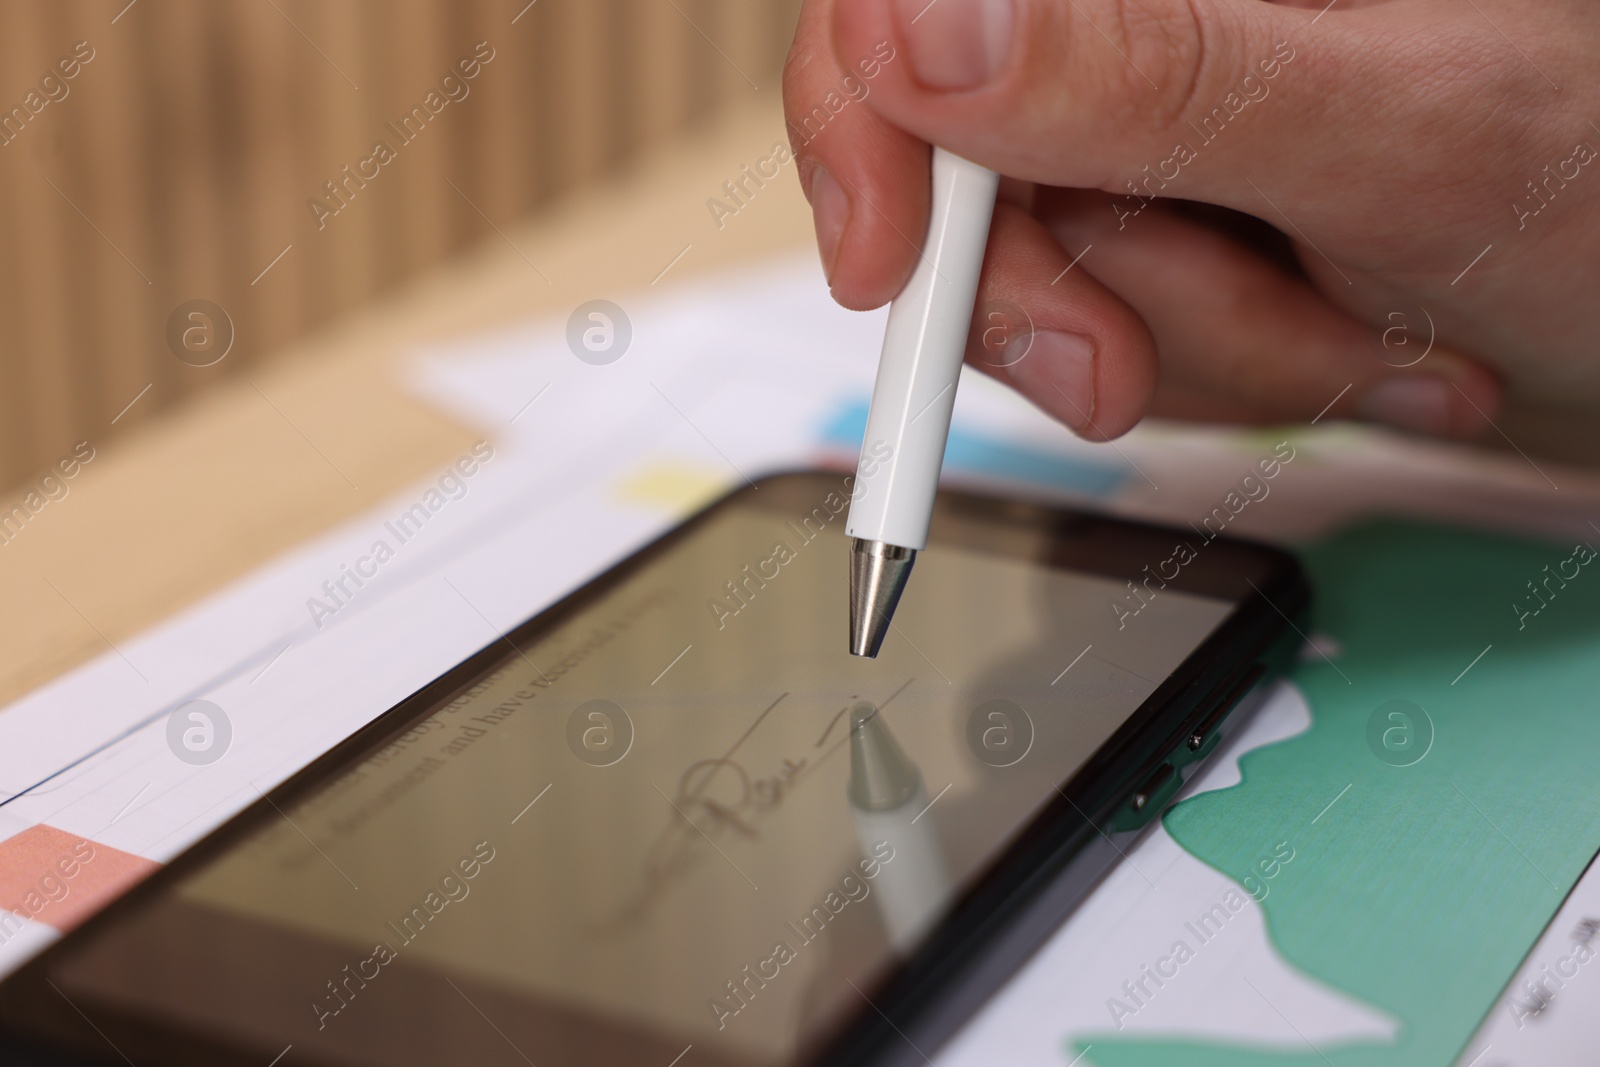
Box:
[1358,376,1452,435]
[893,0,1015,91]
[806,166,850,284]
[1010,330,1095,435]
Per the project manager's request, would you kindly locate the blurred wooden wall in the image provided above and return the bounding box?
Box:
[0,0,803,491]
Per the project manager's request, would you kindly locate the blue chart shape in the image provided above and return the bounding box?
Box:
[819,399,1128,499]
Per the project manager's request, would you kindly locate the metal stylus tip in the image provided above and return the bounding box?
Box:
[849,537,916,658]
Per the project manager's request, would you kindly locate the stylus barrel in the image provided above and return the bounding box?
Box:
[845,149,999,656]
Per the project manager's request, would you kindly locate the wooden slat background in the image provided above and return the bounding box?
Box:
[0,0,804,491]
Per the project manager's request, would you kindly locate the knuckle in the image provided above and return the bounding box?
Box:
[781,5,832,123]
[781,46,821,120]
[1102,0,1212,133]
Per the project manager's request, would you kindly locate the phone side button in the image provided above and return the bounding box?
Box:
[1131,763,1175,813]
[1186,728,1222,763]
[1186,663,1266,755]
[1109,762,1179,832]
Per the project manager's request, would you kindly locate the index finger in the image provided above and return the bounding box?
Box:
[783,0,930,310]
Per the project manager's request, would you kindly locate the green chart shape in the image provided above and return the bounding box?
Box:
[1076,519,1600,1067]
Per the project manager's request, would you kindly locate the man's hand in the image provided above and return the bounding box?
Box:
[784,0,1599,441]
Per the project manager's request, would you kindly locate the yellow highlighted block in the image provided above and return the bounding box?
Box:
[615,463,730,514]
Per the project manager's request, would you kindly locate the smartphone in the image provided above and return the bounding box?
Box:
[0,471,1306,1067]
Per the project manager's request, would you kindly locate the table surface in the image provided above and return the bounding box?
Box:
[0,97,817,710]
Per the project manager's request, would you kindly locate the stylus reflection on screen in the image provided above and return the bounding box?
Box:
[847,701,953,951]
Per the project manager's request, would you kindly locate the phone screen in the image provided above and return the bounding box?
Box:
[22,474,1238,1066]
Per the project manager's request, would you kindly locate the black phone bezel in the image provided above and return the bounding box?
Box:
[0,470,1309,1067]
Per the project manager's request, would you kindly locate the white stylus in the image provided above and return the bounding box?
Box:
[846,148,1000,657]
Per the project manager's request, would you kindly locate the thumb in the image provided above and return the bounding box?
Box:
[830,0,1450,217]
